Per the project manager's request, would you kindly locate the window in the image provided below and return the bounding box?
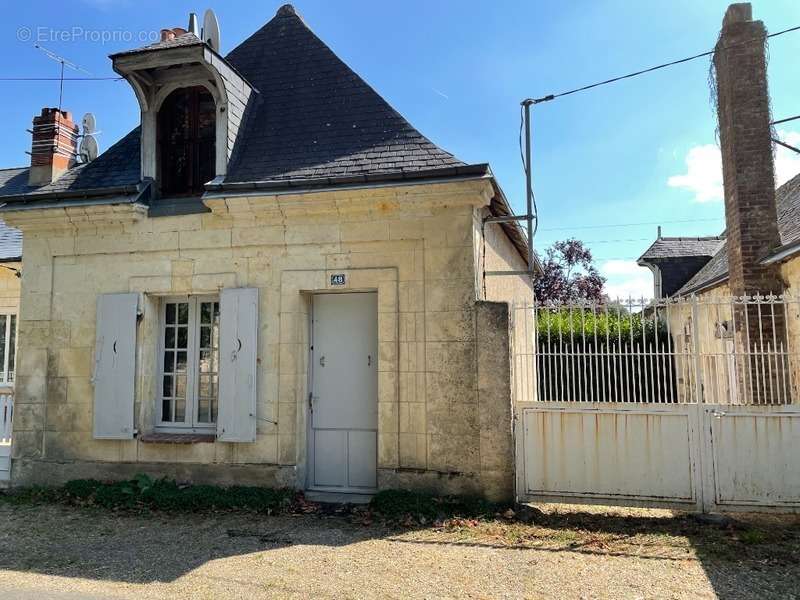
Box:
[157,86,216,197]
[0,313,16,385]
[158,297,219,430]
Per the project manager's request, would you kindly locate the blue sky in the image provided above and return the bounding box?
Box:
[2,0,800,298]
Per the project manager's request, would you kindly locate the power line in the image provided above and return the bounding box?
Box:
[538,217,723,232]
[526,24,800,105]
[0,77,121,81]
[772,114,800,126]
[535,237,653,244]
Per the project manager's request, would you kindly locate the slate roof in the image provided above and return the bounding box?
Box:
[109,33,204,57]
[222,5,464,182]
[0,128,141,201]
[638,236,724,262]
[676,171,800,295]
[0,4,465,202]
[0,220,21,261]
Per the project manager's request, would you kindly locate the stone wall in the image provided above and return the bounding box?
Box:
[6,178,516,500]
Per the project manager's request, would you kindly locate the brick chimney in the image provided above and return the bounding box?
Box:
[28,108,79,186]
[714,3,788,403]
[714,3,782,297]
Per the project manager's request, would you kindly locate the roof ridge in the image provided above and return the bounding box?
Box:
[659,235,724,241]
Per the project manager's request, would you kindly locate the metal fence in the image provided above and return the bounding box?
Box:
[513,293,800,406]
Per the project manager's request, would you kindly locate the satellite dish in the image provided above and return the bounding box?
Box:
[188,13,200,36]
[79,135,98,163]
[82,112,96,135]
[202,9,221,51]
[79,112,99,163]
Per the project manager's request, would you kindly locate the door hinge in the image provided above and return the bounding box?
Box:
[308,392,313,413]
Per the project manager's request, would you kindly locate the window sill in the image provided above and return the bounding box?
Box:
[147,196,210,218]
[139,432,216,444]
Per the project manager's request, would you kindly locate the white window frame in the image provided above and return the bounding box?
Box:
[0,312,17,387]
[156,295,219,432]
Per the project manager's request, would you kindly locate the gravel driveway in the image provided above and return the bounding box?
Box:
[0,502,798,599]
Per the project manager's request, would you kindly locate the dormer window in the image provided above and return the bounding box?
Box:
[157,86,216,197]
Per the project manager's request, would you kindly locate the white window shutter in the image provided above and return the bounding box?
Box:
[92,293,138,439]
[217,287,258,442]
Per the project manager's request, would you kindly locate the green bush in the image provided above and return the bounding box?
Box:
[536,308,668,342]
[7,475,296,513]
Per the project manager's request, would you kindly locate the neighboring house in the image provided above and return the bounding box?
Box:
[0,5,533,500]
[0,218,21,483]
[638,174,800,299]
[637,230,724,298]
[0,220,21,385]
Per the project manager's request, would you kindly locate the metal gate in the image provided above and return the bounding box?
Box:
[512,294,800,513]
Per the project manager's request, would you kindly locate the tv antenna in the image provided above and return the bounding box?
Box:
[34,44,92,110]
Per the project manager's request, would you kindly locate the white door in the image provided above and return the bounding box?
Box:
[309,292,378,492]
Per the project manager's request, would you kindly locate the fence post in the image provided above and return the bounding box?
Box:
[689,296,712,512]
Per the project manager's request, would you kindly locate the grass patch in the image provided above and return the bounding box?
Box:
[369,489,505,522]
[2,474,296,514]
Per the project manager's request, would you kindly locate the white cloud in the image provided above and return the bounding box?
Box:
[600,260,653,301]
[774,130,800,186]
[668,131,800,202]
[667,144,723,202]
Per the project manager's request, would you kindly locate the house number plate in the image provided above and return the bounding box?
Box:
[330,273,346,286]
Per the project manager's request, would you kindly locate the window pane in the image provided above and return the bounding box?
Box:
[177,302,189,324]
[199,350,212,373]
[163,351,174,374]
[200,326,211,348]
[176,374,186,399]
[165,327,175,349]
[175,397,185,422]
[162,398,172,422]
[162,375,173,398]
[177,326,188,348]
[201,302,212,324]
[165,303,176,324]
[198,397,210,423]
[176,351,187,373]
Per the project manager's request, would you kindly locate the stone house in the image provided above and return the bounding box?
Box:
[0,5,534,500]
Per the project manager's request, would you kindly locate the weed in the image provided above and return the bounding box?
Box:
[369,489,504,522]
[739,529,767,545]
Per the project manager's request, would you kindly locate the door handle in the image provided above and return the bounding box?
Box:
[319,355,325,367]
[368,355,371,367]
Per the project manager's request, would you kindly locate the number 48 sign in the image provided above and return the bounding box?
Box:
[330,273,346,286]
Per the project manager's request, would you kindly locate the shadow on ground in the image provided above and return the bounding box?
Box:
[0,501,798,599]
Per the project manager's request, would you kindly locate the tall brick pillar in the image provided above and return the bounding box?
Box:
[714,3,787,403]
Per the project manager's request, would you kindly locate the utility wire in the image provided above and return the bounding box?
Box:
[526,24,800,105]
[772,114,800,126]
[0,76,121,81]
[539,217,723,232]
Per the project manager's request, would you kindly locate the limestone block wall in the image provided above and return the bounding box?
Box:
[6,179,515,499]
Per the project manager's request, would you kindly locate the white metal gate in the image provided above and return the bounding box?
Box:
[513,294,800,513]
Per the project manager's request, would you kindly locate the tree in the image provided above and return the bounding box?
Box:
[534,238,605,304]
